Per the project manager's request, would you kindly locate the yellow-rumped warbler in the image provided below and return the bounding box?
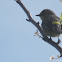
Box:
[36,9,62,42]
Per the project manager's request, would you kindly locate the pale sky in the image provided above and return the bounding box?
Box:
[0,0,62,62]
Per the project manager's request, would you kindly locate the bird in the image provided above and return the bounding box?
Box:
[36,9,62,43]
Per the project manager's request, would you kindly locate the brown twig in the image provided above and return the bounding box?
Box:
[15,0,62,57]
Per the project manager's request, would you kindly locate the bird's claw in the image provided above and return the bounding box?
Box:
[57,38,61,44]
[49,37,52,41]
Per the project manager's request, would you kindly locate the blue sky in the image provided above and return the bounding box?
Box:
[0,0,62,62]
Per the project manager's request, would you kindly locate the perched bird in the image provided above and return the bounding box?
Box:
[36,9,62,42]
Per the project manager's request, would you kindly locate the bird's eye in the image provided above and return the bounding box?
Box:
[42,12,46,15]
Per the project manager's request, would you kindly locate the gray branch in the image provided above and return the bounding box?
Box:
[15,0,62,57]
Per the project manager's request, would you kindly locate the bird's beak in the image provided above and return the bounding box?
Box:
[35,14,40,16]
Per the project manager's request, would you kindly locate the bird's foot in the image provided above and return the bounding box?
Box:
[57,38,61,44]
[49,37,52,41]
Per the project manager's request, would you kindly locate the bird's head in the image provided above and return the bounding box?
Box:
[36,9,56,20]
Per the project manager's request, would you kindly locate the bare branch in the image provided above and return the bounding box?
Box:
[15,0,62,57]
